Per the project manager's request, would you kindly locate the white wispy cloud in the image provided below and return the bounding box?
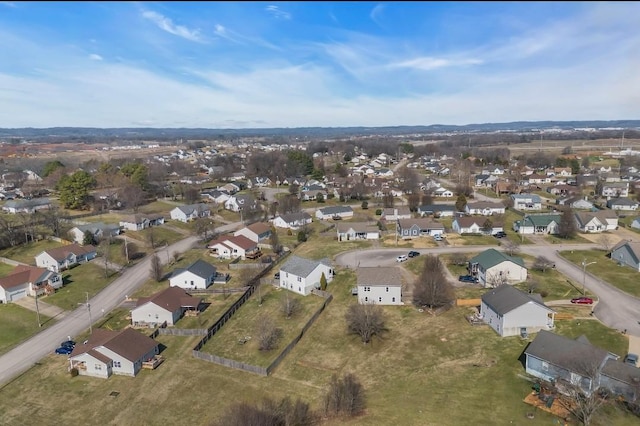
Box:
[0,2,16,7]
[391,57,483,71]
[370,4,385,25]
[265,5,291,20]
[89,53,103,61]
[142,10,203,42]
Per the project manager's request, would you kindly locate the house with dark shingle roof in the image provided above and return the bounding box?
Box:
[397,218,445,239]
[278,255,333,296]
[524,330,619,396]
[464,201,506,216]
[68,222,121,244]
[206,234,261,259]
[131,286,202,327]
[119,214,165,231]
[513,214,561,235]
[35,243,97,272]
[0,265,62,303]
[480,285,554,337]
[610,240,640,272]
[169,203,211,223]
[468,248,527,287]
[600,358,640,402]
[416,204,456,218]
[1,197,51,214]
[271,212,312,230]
[169,259,217,290]
[606,197,639,211]
[234,222,272,243]
[356,267,402,305]
[452,216,503,235]
[336,222,381,241]
[315,205,354,220]
[68,328,159,378]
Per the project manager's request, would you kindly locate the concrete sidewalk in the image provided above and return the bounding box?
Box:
[14,297,68,321]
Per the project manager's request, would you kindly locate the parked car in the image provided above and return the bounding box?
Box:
[458,275,478,283]
[55,346,73,355]
[493,231,507,238]
[60,340,76,349]
[624,353,638,367]
[571,296,594,305]
[274,272,280,280]
[433,234,443,241]
[408,251,420,258]
[396,255,408,262]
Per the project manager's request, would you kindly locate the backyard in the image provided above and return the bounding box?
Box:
[0,239,66,265]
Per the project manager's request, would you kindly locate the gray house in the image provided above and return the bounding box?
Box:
[315,205,354,220]
[524,330,619,396]
[480,285,555,337]
[417,204,456,217]
[607,197,639,211]
[610,240,640,272]
[397,218,445,238]
[131,286,202,328]
[68,222,121,244]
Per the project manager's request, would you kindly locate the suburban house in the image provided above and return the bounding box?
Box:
[510,194,542,211]
[200,189,231,205]
[119,214,165,231]
[131,286,203,328]
[599,358,640,402]
[68,328,160,379]
[169,259,217,290]
[1,197,51,214]
[0,265,62,303]
[169,203,211,223]
[397,218,445,239]
[380,207,412,221]
[206,234,261,260]
[233,222,272,244]
[468,248,528,287]
[68,222,121,244]
[513,214,561,235]
[35,244,97,272]
[300,188,328,201]
[336,222,381,241]
[452,216,503,235]
[606,197,639,211]
[433,187,454,198]
[315,205,354,220]
[278,255,334,296]
[356,267,402,305]
[610,240,640,272]
[270,212,312,230]
[556,196,594,210]
[574,210,618,233]
[417,204,456,218]
[601,182,629,198]
[631,217,640,230]
[480,285,555,337]
[465,201,506,216]
[524,330,620,396]
[224,194,257,213]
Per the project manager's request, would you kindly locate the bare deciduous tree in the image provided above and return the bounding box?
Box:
[345,303,387,344]
[502,239,521,256]
[280,292,302,319]
[215,396,315,426]
[256,314,282,351]
[323,373,366,418]
[413,255,454,309]
[597,233,613,252]
[486,272,509,288]
[558,206,577,239]
[533,256,555,273]
[449,252,469,266]
[149,254,163,282]
[557,360,609,426]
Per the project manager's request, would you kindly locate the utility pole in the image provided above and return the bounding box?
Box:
[35,291,42,327]
[582,259,596,296]
[81,292,92,335]
[124,236,129,264]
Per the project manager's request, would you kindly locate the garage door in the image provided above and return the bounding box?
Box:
[8,289,27,302]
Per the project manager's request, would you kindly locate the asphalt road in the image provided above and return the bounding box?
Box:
[0,221,243,388]
[335,242,640,337]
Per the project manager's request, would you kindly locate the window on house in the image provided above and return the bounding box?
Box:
[95,364,102,370]
[114,361,121,368]
[191,280,194,286]
[386,287,389,292]
[379,297,382,302]
[364,297,368,302]
[392,297,396,302]
[297,277,302,282]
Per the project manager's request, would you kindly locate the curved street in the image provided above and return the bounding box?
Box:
[0,221,242,388]
[335,243,640,337]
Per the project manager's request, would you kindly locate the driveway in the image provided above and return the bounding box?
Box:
[14,297,67,322]
[335,242,640,337]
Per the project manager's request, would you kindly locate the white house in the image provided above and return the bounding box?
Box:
[131,286,202,328]
[1,198,51,214]
[452,216,503,235]
[119,214,165,232]
[468,249,528,287]
[336,222,381,241]
[170,203,211,223]
[480,285,555,337]
[271,212,312,230]
[315,206,354,220]
[35,244,97,272]
[510,194,542,211]
[224,194,257,213]
[356,267,402,305]
[606,198,639,211]
[513,214,561,235]
[465,202,506,216]
[233,222,272,244]
[380,207,412,221]
[601,182,629,198]
[397,218,445,238]
[169,259,217,290]
[574,211,618,233]
[0,265,62,303]
[68,328,159,378]
[279,255,334,296]
[433,187,454,198]
[68,222,121,244]
[206,234,261,260]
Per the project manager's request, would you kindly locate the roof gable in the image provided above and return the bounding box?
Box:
[482,285,551,315]
[469,248,525,269]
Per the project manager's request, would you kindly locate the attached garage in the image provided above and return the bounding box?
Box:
[0,283,29,304]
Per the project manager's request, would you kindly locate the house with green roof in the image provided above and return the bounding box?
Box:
[468,248,528,287]
[512,214,561,235]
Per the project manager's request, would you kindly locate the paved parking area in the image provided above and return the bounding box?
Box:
[628,334,640,357]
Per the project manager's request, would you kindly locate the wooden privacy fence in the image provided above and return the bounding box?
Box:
[158,328,207,336]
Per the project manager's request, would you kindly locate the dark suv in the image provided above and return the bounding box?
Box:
[408,251,420,258]
[493,231,507,238]
[459,275,478,283]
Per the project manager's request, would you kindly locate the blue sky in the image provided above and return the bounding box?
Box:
[0,1,638,128]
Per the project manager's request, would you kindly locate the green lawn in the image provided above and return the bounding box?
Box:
[0,239,66,265]
[293,233,372,261]
[127,226,184,248]
[43,263,119,310]
[544,233,593,245]
[553,319,629,357]
[0,266,638,425]
[560,249,640,298]
[458,234,501,246]
[0,303,52,355]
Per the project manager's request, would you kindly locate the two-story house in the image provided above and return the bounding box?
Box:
[278,255,333,296]
[356,267,402,305]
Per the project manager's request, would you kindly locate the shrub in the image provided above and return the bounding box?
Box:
[375,209,382,215]
[70,368,79,377]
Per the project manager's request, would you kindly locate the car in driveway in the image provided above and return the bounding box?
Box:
[60,340,76,349]
[396,255,408,262]
[493,231,507,238]
[571,296,594,305]
[55,346,73,355]
[408,251,420,258]
[458,275,478,283]
[624,353,638,367]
